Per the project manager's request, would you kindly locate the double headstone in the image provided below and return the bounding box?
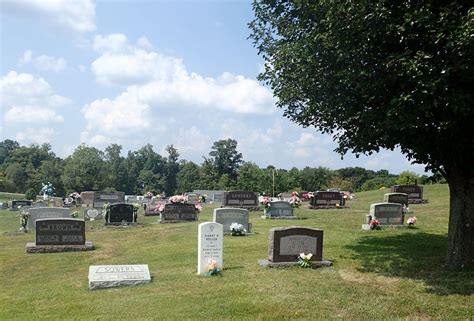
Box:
[390,185,426,203]
[310,191,345,209]
[27,207,71,230]
[223,191,259,211]
[213,208,250,234]
[9,200,32,211]
[263,201,296,219]
[197,222,223,275]
[160,203,198,223]
[26,218,94,253]
[106,203,136,225]
[258,227,332,267]
[383,193,409,206]
[363,202,404,229]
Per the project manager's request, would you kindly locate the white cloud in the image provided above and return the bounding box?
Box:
[137,36,153,50]
[15,127,55,144]
[19,50,67,72]
[5,106,64,125]
[1,0,96,33]
[93,34,128,53]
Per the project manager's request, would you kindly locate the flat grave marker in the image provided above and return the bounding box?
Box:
[88,265,151,290]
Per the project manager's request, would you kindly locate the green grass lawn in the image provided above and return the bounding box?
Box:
[0,184,473,320]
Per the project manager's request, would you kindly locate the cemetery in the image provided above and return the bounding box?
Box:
[0,184,472,320]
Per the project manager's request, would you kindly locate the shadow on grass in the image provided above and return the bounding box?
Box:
[346,232,474,295]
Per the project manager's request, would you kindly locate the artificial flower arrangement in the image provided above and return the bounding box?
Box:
[19,211,29,231]
[230,222,246,236]
[289,194,302,208]
[167,195,202,213]
[144,191,154,198]
[297,252,313,268]
[261,196,271,209]
[206,259,221,276]
[407,216,417,227]
[369,218,381,230]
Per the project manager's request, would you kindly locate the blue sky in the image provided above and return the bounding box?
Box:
[1,0,427,175]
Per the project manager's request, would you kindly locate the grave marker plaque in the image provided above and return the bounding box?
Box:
[36,218,86,245]
[88,265,151,290]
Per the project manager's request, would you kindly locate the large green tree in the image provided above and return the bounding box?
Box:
[250,1,473,269]
[208,139,243,180]
[62,145,106,192]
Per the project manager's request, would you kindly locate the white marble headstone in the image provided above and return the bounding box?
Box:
[88,264,151,290]
[197,222,223,275]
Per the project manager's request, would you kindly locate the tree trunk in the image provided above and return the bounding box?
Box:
[447,172,474,270]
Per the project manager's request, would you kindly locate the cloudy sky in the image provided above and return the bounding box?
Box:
[0,0,427,175]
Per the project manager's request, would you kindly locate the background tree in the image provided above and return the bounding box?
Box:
[250,1,474,269]
[208,139,243,181]
[164,145,180,195]
[62,145,106,192]
[104,144,128,192]
[176,161,201,193]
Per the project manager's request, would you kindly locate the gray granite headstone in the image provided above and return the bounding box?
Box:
[88,265,151,290]
[93,191,125,208]
[383,193,409,206]
[223,191,259,208]
[310,191,345,207]
[369,202,403,225]
[187,193,201,205]
[265,201,295,219]
[84,208,103,221]
[27,207,71,230]
[213,208,250,234]
[390,185,424,202]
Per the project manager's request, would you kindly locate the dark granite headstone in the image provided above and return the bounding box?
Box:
[9,200,32,211]
[107,203,135,224]
[383,193,409,206]
[390,185,424,202]
[36,218,85,245]
[268,227,324,262]
[265,201,295,219]
[160,203,198,223]
[310,191,345,207]
[223,191,259,209]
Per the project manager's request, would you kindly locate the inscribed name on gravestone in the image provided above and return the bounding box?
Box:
[197,222,223,275]
[213,208,250,234]
[390,185,423,201]
[370,203,403,225]
[268,227,323,262]
[265,201,295,218]
[27,207,71,230]
[36,218,85,245]
[311,191,345,207]
[223,191,258,208]
[93,191,125,208]
[161,203,197,222]
[88,265,151,290]
[383,193,409,206]
[107,203,135,224]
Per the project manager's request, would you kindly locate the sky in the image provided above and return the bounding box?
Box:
[0,0,428,175]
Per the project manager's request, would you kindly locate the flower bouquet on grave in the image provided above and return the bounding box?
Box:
[297,252,313,268]
[169,195,187,204]
[206,259,222,276]
[154,203,165,213]
[230,222,246,236]
[261,196,271,209]
[369,218,381,230]
[19,211,29,232]
[289,195,301,208]
[407,216,417,228]
[145,191,154,199]
[194,203,202,213]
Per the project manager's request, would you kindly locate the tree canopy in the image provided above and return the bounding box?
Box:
[250,0,473,269]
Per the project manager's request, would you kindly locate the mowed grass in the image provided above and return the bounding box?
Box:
[0,185,473,320]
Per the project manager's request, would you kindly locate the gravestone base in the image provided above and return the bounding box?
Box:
[308,205,346,210]
[159,212,198,223]
[408,199,428,204]
[26,241,94,253]
[221,206,261,212]
[361,224,407,231]
[258,259,333,268]
[261,215,297,220]
[144,210,160,216]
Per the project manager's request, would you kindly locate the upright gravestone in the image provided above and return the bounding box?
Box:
[383,193,409,206]
[26,218,94,253]
[80,191,95,207]
[106,203,136,225]
[309,191,345,209]
[9,200,32,211]
[362,202,404,229]
[144,198,160,216]
[187,193,201,205]
[0,202,7,210]
[125,195,139,204]
[93,191,125,208]
[84,208,102,221]
[197,222,223,275]
[258,227,332,267]
[390,185,426,203]
[279,192,292,202]
[88,265,151,290]
[264,201,296,219]
[223,191,259,211]
[160,203,198,223]
[27,207,71,230]
[213,208,250,234]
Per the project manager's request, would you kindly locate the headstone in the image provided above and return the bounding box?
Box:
[369,202,404,225]
[160,203,197,223]
[213,208,250,234]
[80,191,95,206]
[258,227,332,268]
[264,201,295,219]
[106,203,136,225]
[9,200,32,211]
[27,207,71,230]
[88,265,151,290]
[310,191,345,208]
[84,208,103,221]
[93,191,125,208]
[197,222,223,275]
[0,202,7,210]
[223,191,259,210]
[144,199,161,216]
[25,218,94,253]
[390,185,425,203]
[383,193,409,206]
[186,193,200,205]
[279,192,292,202]
[213,193,223,203]
[125,195,139,204]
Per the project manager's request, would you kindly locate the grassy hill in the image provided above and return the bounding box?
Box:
[0,184,472,320]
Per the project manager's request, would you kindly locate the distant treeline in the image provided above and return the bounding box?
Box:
[0,139,445,198]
